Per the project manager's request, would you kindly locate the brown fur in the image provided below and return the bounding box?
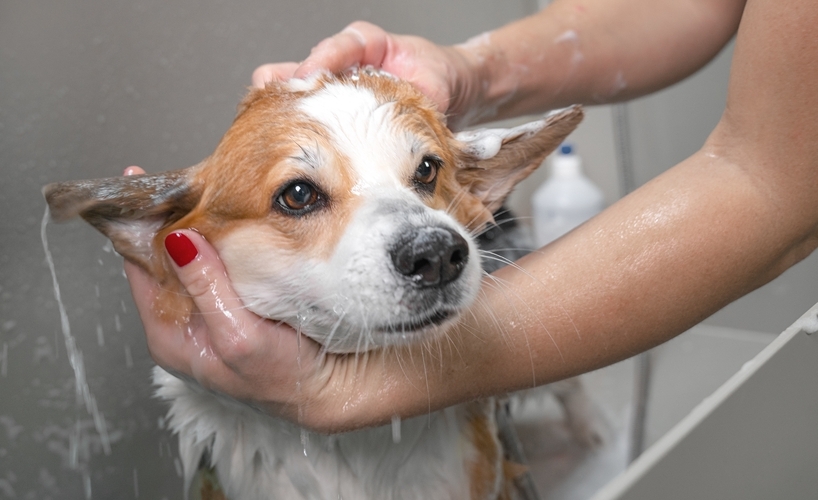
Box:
[467,402,504,500]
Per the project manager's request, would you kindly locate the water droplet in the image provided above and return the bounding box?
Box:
[124,345,133,369]
[300,429,309,458]
[0,343,7,377]
[96,324,104,347]
[83,471,92,500]
[391,415,401,443]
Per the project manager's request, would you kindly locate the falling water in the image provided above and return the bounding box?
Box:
[0,342,7,377]
[391,415,401,444]
[41,208,113,476]
[296,314,309,458]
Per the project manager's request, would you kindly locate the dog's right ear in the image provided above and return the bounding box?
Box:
[43,167,202,273]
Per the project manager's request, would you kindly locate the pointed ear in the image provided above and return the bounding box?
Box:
[43,167,202,271]
[454,105,583,213]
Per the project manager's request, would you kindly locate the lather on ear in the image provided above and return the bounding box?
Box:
[454,105,583,214]
[42,167,203,274]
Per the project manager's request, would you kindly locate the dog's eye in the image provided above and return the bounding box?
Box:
[276,181,321,214]
[414,156,441,188]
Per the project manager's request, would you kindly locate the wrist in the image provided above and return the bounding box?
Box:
[446,37,508,129]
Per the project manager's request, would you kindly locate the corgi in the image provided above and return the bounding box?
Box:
[44,68,582,500]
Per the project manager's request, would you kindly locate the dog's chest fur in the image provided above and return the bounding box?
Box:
[157,368,503,500]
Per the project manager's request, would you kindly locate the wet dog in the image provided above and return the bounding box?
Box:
[44,69,582,500]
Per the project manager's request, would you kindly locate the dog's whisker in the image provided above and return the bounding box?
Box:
[481,250,582,346]
[444,185,470,216]
[480,275,541,385]
[477,246,537,256]
[418,343,432,422]
[470,282,515,349]
[317,312,347,358]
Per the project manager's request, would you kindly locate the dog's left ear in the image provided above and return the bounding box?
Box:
[454,105,583,213]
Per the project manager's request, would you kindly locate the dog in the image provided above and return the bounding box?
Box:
[44,68,583,500]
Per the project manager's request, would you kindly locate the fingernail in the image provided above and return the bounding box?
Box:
[164,232,198,267]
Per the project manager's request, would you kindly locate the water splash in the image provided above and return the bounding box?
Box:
[391,415,401,444]
[300,429,310,459]
[0,342,7,377]
[95,323,105,347]
[124,345,133,368]
[83,471,92,499]
[41,207,112,485]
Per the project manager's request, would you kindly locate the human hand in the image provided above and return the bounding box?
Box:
[252,21,483,129]
[121,167,363,431]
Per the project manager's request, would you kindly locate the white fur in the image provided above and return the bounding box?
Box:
[299,82,411,195]
[155,367,494,500]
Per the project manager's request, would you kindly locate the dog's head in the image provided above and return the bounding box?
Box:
[44,70,581,352]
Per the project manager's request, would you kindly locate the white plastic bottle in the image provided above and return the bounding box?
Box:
[531,144,605,247]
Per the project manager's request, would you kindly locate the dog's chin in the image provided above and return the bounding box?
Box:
[301,309,461,354]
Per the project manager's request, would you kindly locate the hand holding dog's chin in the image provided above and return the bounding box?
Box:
[118,168,342,430]
[251,21,482,129]
[124,234,438,433]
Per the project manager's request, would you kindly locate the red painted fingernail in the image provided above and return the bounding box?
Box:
[164,232,198,267]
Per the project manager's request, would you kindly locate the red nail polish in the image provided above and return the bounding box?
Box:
[164,232,198,267]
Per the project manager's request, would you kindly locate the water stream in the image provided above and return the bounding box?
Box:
[41,207,112,497]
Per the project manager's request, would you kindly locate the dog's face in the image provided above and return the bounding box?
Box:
[45,71,581,352]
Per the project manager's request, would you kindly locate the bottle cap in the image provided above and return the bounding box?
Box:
[552,144,581,177]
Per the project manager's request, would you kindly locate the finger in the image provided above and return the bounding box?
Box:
[125,254,253,397]
[124,165,146,176]
[123,259,196,372]
[252,62,299,88]
[162,229,271,365]
[294,21,389,78]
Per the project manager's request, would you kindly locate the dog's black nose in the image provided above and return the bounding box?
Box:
[391,227,469,287]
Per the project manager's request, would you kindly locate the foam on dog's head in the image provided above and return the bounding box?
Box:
[44,73,582,350]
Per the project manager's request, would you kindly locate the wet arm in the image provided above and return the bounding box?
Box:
[313,0,818,431]
[453,0,746,123]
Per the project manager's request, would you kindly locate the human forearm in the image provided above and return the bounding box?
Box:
[452,0,746,124]
[327,139,817,431]
[141,0,818,434]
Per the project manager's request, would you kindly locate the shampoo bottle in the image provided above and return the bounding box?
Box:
[531,144,605,247]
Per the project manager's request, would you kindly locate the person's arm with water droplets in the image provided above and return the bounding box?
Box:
[254,0,745,130]
[334,0,818,429]
[293,0,818,430]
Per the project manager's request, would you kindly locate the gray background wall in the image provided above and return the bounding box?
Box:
[2,0,817,499]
